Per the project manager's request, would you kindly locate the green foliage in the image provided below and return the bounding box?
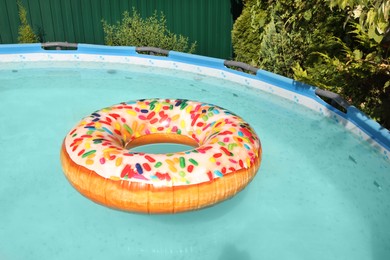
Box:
[232,0,390,128]
[232,0,346,77]
[231,1,262,66]
[329,0,390,42]
[102,9,196,53]
[293,25,390,126]
[294,1,390,128]
[17,1,38,43]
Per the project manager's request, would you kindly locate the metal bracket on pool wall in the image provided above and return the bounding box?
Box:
[314,88,350,113]
[41,42,78,50]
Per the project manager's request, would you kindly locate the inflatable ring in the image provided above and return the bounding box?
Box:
[60,99,262,213]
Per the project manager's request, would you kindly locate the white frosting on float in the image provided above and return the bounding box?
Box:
[64,99,261,186]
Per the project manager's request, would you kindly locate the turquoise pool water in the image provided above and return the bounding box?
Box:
[0,61,389,260]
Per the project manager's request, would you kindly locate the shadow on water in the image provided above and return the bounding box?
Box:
[219,243,251,260]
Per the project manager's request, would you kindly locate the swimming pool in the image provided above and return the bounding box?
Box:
[0,43,389,259]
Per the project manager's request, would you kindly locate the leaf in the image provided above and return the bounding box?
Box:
[340,0,349,10]
[366,9,376,27]
[352,5,363,19]
[353,49,363,60]
[368,25,384,43]
[384,80,390,91]
[303,10,312,21]
[376,22,388,34]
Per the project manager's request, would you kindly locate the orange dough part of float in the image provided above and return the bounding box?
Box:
[60,99,262,214]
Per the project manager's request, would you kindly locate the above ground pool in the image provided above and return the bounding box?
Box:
[0,43,389,260]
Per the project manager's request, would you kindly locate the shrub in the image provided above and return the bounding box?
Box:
[293,0,390,127]
[293,26,390,127]
[232,0,390,128]
[102,8,196,53]
[232,0,345,77]
[17,1,38,43]
[231,0,262,66]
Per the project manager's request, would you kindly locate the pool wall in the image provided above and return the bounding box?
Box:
[1,43,389,160]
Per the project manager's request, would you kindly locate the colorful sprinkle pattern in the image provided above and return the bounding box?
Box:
[64,99,261,186]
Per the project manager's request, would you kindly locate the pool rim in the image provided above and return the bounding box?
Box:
[0,42,389,160]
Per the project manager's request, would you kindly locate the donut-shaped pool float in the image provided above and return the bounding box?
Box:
[60,98,262,213]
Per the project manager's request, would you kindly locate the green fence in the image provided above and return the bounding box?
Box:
[0,0,235,59]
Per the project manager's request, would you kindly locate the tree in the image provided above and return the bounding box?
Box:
[17,1,38,43]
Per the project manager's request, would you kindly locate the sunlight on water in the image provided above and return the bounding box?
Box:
[0,61,389,260]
